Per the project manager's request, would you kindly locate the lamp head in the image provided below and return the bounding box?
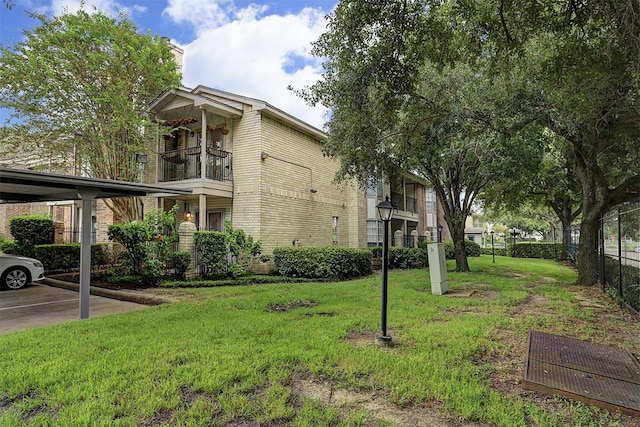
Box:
[376,196,394,221]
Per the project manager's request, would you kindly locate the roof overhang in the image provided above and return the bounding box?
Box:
[0,167,192,203]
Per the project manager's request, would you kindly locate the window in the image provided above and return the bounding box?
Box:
[367,220,383,247]
[425,190,437,213]
[366,178,383,197]
[332,216,339,244]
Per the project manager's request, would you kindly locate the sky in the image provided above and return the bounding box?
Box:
[0,0,338,129]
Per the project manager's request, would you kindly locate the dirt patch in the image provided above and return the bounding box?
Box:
[292,377,488,427]
[265,299,318,312]
[0,389,57,423]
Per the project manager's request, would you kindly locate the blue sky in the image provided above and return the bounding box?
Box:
[0,0,338,128]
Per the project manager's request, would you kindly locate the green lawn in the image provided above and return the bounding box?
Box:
[1,256,637,426]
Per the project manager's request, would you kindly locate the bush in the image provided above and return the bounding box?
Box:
[171,251,192,280]
[388,247,427,269]
[194,231,228,279]
[440,240,481,259]
[9,214,54,257]
[108,221,152,275]
[273,247,372,280]
[465,240,481,257]
[33,243,113,272]
[0,240,17,254]
[511,242,562,259]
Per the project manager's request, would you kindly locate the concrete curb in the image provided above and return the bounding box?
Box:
[42,278,171,306]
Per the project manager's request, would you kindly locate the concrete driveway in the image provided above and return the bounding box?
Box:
[0,283,148,335]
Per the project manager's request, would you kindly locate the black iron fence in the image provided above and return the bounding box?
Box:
[597,199,640,313]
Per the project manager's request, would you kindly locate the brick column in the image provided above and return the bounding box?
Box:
[178,220,197,278]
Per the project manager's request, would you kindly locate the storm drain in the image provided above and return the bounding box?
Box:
[523,330,640,416]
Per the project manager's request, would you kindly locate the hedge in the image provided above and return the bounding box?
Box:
[160,276,314,288]
[194,231,228,279]
[273,247,372,280]
[9,214,54,257]
[33,243,113,272]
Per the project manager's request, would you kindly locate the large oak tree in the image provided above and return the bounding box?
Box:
[0,9,181,221]
[299,0,541,271]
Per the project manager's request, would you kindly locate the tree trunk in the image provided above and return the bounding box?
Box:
[576,212,599,286]
[450,221,470,272]
[573,147,604,286]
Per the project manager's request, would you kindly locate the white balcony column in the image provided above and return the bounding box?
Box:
[200,108,207,179]
[199,194,206,231]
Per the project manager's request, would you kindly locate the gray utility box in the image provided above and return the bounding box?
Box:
[427,243,448,295]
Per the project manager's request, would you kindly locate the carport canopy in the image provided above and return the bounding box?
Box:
[0,166,192,319]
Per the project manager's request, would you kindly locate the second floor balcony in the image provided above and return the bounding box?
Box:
[159,147,232,183]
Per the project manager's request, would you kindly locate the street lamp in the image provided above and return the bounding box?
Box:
[510,228,519,257]
[437,224,443,243]
[376,196,394,344]
[490,230,495,263]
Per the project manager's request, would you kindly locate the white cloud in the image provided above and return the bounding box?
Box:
[166,2,330,129]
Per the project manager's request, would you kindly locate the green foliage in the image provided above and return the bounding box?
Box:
[108,207,179,284]
[465,240,481,257]
[33,243,112,272]
[512,242,562,260]
[160,275,315,288]
[388,247,427,269]
[273,247,372,280]
[224,220,262,258]
[0,239,16,254]
[0,9,181,222]
[194,222,262,279]
[443,240,455,259]
[8,214,53,257]
[194,232,228,279]
[171,251,192,280]
[5,258,627,426]
[108,221,152,275]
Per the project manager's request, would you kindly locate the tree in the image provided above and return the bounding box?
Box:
[0,9,181,222]
[303,0,639,283]
[483,130,582,259]
[476,0,640,284]
[298,0,541,271]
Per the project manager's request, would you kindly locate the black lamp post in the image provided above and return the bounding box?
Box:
[437,224,443,243]
[490,230,495,263]
[376,196,394,344]
[510,228,518,257]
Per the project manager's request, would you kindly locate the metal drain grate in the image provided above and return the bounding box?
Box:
[523,330,640,416]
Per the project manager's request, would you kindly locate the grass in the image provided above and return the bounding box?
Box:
[0,256,637,426]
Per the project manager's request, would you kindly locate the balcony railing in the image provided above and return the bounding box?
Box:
[158,147,232,183]
[391,192,418,214]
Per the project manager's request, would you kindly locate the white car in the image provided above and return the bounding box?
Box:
[0,254,45,290]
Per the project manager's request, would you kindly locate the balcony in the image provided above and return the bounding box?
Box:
[391,192,418,214]
[158,147,232,183]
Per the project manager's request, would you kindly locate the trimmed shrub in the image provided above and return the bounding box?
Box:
[9,214,54,257]
[194,231,228,279]
[481,247,507,257]
[512,242,562,259]
[0,240,17,254]
[33,243,113,272]
[171,250,192,280]
[160,275,314,288]
[273,247,372,280]
[388,247,427,269]
[465,240,481,257]
[443,240,455,259]
[440,240,481,259]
